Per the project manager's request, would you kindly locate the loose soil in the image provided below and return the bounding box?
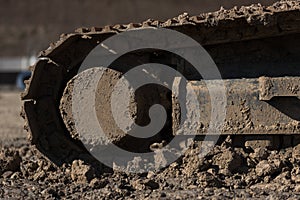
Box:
[1,92,300,199]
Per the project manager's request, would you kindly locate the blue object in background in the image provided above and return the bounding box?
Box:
[16,71,31,90]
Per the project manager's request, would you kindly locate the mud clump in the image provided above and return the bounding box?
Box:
[249,147,269,163]
[212,147,245,175]
[292,143,300,161]
[255,159,283,177]
[0,148,21,175]
[71,160,96,183]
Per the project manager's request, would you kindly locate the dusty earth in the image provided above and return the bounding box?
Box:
[1,91,300,199]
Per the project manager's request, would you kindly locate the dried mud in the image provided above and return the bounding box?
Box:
[21,0,300,166]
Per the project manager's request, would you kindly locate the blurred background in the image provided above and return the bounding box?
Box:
[0,0,277,87]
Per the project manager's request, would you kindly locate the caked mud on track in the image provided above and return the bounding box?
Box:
[21,1,300,167]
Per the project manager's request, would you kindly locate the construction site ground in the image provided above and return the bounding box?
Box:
[0,91,300,199]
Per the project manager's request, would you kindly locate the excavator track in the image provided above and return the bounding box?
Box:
[21,1,300,166]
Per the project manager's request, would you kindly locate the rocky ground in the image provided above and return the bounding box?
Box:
[1,91,300,199]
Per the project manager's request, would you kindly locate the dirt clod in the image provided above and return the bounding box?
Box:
[0,149,21,175]
[71,160,96,184]
[250,147,269,162]
[144,180,159,190]
[212,147,245,174]
[89,178,108,189]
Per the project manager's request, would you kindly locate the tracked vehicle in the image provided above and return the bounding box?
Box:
[21,1,300,166]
